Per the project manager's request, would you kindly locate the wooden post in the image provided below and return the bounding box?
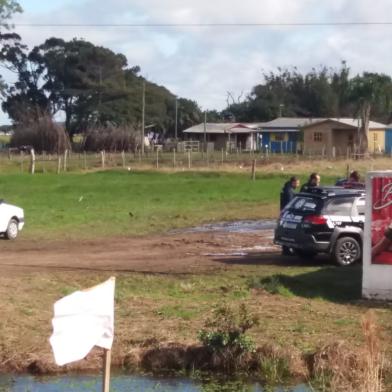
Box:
[251,159,256,181]
[84,151,87,170]
[346,163,350,180]
[63,149,68,172]
[173,148,176,168]
[188,150,191,169]
[102,348,111,392]
[221,148,224,165]
[20,151,24,173]
[57,156,62,174]
[332,146,336,159]
[121,150,125,168]
[101,150,105,169]
[156,148,159,169]
[8,148,11,160]
[29,148,35,174]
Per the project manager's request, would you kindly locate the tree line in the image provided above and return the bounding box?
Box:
[1,1,392,153]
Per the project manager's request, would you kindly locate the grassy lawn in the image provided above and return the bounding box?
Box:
[2,263,392,376]
[1,165,390,386]
[0,171,286,239]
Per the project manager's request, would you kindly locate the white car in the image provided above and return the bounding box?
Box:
[0,200,24,239]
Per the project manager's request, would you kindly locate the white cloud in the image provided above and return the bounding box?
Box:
[0,0,391,124]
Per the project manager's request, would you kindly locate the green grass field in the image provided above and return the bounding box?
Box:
[0,170,299,238]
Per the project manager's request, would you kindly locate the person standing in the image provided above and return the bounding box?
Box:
[300,172,320,192]
[280,176,300,211]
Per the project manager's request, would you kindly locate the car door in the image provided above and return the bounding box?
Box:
[0,203,9,232]
[323,197,355,229]
[351,197,365,228]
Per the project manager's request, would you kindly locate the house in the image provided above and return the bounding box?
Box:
[182,123,261,151]
[182,117,387,154]
[259,117,325,153]
[385,124,392,154]
[302,118,387,156]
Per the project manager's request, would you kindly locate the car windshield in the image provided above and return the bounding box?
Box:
[285,196,321,212]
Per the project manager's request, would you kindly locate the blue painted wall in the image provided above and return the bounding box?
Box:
[386,129,392,154]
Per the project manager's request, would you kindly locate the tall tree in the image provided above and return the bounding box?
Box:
[0,0,23,95]
[349,73,392,153]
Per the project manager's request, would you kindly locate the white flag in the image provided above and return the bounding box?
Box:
[49,277,115,366]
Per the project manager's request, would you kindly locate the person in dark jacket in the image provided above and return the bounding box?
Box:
[280,176,300,211]
[300,172,320,192]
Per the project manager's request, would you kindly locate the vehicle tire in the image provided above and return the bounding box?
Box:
[282,246,294,256]
[333,236,361,266]
[294,249,317,259]
[5,218,18,240]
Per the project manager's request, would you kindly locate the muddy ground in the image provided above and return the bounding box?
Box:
[0,229,282,275]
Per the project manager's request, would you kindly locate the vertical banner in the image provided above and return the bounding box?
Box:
[363,171,392,299]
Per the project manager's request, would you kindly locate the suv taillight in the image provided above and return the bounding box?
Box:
[303,215,327,225]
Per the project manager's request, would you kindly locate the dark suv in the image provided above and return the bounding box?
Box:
[274,187,365,266]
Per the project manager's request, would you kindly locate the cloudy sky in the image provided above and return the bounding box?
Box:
[1,0,392,123]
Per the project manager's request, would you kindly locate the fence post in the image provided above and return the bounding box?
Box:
[332,146,336,159]
[57,156,62,174]
[101,150,105,169]
[63,149,68,171]
[156,148,159,169]
[188,150,191,169]
[121,150,125,168]
[84,151,87,170]
[29,148,35,174]
[20,151,24,173]
[221,148,224,165]
[251,159,256,181]
[173,148,176,168]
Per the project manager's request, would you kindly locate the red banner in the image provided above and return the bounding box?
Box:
[371,176,392,264]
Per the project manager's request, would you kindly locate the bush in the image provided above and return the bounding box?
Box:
[11,115,70,154]
[82,125,138,152]
[198,304,258,352]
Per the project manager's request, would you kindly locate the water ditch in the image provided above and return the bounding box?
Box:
[0,373,311,391]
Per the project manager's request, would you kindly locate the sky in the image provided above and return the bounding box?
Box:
[1,0,392,124]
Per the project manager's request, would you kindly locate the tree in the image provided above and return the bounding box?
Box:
[0,0,23,96]
[349,73,392,153]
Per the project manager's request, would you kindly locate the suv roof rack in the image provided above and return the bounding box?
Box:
[299,186,365,198]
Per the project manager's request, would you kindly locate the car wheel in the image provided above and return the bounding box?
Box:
[5,218,18,240]
[282,246,295,256]
[294,249,317,259]
[333,236,361,266]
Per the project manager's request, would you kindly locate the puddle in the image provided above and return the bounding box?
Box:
[170,219,277,234]
[203,245,279,257]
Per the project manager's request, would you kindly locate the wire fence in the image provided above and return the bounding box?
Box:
[0,147,390,174]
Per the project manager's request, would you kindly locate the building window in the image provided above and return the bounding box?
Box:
[313,132,322,142]
[274,134,284,141]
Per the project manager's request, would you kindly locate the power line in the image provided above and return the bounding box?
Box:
[8,21,392,28]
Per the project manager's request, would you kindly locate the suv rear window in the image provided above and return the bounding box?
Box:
[285,196,321,212]
[323,197,354,215]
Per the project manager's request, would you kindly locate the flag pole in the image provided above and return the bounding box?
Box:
[102,348,112,392]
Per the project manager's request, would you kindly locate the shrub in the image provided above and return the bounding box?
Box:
[198,303,259,371]
[11,115,70,154]
[82,125,138,152]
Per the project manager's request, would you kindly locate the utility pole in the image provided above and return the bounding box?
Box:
[203,111,207,153]
[278,104,284,117]
[175,97,178,141]
[141,80,145,155]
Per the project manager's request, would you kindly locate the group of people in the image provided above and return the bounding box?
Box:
[280,171,361,210]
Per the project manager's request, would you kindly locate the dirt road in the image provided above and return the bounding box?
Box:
[1,229,281,275]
